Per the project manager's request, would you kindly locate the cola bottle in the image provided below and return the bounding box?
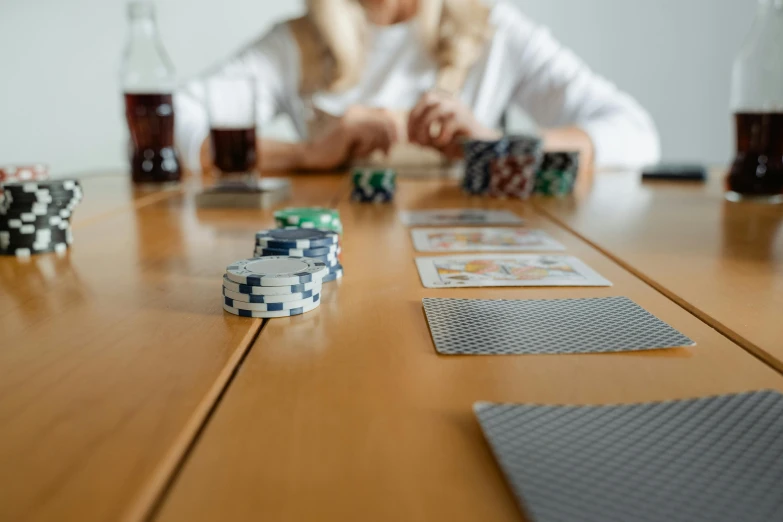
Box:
[120,1,181,183]
[727,0,783,203]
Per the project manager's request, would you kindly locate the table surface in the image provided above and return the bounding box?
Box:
[1,171,781,522]
[535,169,783,372]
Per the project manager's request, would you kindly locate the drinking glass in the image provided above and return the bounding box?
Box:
[206,76,259,182]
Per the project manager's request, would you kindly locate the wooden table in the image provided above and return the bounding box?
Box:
[1,172,781,522]
[535,169,783,372]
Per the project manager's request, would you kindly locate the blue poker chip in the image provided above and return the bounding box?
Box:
[254,244,337,257]
[321,267,343,282]
[255,228,338,249]
[351,187,394,203]
[253,249,339,265]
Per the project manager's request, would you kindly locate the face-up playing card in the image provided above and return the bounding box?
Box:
[415,254,611,288]
[399,209,524,227]
[475,391,783,522]
[411,228,565,253]
[423,297,694,355]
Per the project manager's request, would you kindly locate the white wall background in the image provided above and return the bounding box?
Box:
[0,0,758,176]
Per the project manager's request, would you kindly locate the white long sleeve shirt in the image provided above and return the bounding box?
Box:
[176,0,661,170]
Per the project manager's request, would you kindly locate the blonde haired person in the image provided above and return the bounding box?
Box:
[176,0,661,173]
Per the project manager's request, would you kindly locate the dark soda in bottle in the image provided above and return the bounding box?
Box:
[728,0,783,203]
[121,2,181,184]
[727,113,783,200]
[125,93,180,182]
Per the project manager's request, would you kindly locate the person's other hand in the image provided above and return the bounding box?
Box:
[407,90,501,159]
[302,106,402,170]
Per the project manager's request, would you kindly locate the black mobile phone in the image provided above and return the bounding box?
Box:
[641,164,707,182]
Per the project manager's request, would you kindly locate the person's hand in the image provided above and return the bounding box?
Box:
[301,106,402,170]
[407,90,501,159]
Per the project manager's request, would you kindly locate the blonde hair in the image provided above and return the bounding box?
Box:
[300,0,492,93]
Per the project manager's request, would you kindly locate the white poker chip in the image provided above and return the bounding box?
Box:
[255,228,339,249]
[223,293,320,312]
[222,285,321,304]
[222,298,321,318]
[221,275,321,296]
[225,257,329,286]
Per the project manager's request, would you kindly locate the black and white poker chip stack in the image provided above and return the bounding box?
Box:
[0,180,83,257]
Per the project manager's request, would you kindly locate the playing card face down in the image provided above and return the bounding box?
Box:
[411,228,565,253]
[399,209,524,227]
[475,391,783,522]
[415,254,611,288]
[423,297,694,355]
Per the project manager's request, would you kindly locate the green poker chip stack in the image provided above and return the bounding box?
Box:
[534,152,580,197]
[351,168,396,203]
[274,207,343,234]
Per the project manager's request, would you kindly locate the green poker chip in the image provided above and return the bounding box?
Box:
[352,168,397,189]
[274,207,343,234]
[274,207,339,224]
[534,170,576,197]
[275,218,343,234]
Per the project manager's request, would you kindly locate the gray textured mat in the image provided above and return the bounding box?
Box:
[475,391,783,522]
[423,297,694,355]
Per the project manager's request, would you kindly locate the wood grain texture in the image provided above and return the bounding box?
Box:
[154,178,783,522]
[534,169,783,371]
[0,173,344,522]
[69,173,182,226]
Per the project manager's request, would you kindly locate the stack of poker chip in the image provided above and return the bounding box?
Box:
[254,228,343,283]
[534,152,580,197]
[462,135,542,196]
[488,136,543,200]
[351,168,396,203]
[222,257,329,318]
[274,207,343,234]
[0,179,82,257]
[462,139,506,195]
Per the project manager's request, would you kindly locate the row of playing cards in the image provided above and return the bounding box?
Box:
[400,209,610,288]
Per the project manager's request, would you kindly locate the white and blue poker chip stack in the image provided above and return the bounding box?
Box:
[0,180,82,257]
[222,256,331,318]
[254,228,343,283]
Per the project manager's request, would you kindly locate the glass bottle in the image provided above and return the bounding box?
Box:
[120,1,181,184]
[727,0,783,203]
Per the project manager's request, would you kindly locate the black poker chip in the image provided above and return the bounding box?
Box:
[0,198,80,214]
[540,152,580,171]
[1,189,81,201]
[0,214,65,229]
[0,207,73,220]
[0,179,81,192]
[0,223,71,241]
[0,241,69,257]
